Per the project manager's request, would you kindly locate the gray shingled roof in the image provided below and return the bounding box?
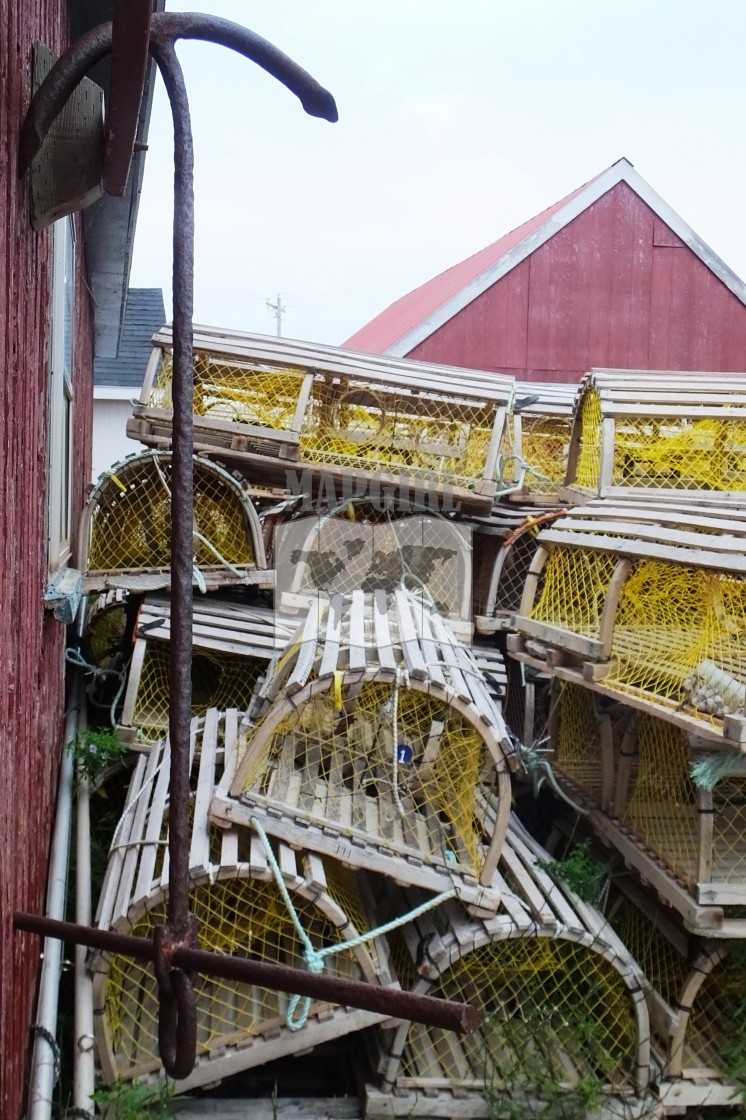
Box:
[93,288,165,388]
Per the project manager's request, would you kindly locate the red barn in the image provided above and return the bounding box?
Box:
[344,157,746,382]
[0,4,154,1115]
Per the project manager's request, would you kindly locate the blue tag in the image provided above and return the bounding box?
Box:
[396,743,414,765]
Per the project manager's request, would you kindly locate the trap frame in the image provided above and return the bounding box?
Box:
[92,710,396,1092]
[563,369,746,504]
[502,380,576,504]
[366,817,650,1116]
[212,591,516,912]
[509,501,746,749]
[127,325,515,514]
[609,879,745,1111]
[80,449,270,592]
[117,595,291,744]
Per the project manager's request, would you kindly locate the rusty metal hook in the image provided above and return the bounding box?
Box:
[19,12,337,178]
[152,919,199,1081]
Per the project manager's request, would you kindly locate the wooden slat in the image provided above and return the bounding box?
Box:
[189,709,220,873]
[373,589,397,670]
[394,591,428,679]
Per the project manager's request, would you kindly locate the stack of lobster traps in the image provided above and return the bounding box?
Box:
[505,370,746,1113]
[78,335,746,1117]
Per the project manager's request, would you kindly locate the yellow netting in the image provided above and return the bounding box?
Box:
[611,416,746,491]
[712,778,746,883]
[399,938,638,1092]
[102,878,362,1081]
[238,681,492,877]
[148,353,502,488]
[519,415,572,492]
[684,952,746,1076]
[495,531,541,617]
[85,598,128,669]
[612,897,689,1059]
[148,352,306,431]
[607,561,746,724]
[299,380,497,488]
[530,547,618,635]
[622,716,698,885]
[131,644,263,741]
[573,387,603,490]
[554,682,603,800]
[614,900,688,1009]
[87,454,256,572]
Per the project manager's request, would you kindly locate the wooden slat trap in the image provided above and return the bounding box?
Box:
[476,509,566,635]
[118,596,293,743]
[274,511,473,639]
[614,713,746,906]
[80,449,271,592]
[509,502,746,748]
[502,381,576,503]
[364,817,650,1118]
[91,711,396,1093]
[609,882,744,1111]
[211,591,516,912]
[83,589,134,677]
[127,326,515,513]
[563,369,746,504]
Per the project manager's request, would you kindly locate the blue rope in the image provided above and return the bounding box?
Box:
[250,816,456,1030]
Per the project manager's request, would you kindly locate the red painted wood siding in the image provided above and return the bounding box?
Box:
[407,182,746,381]
[0,3,94,1116]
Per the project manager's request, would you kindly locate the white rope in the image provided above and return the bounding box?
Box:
[391,666,410,817]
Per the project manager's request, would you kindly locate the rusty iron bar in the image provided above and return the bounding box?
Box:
[14,913,481,1035]
[103,0,153,195]
[19,12,336,179]
[147,29,198,1081]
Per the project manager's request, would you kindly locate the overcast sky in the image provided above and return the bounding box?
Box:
[129,0,746,347]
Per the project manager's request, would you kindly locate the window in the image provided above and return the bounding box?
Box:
[48,216,75,568]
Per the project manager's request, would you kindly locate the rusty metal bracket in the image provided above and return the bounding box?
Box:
[103,0,152,196]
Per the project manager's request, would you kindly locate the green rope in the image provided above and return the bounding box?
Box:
[690,752,744,791]
[250,815,456,1031]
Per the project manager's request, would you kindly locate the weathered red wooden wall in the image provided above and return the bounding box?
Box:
[0,3,94,1116]
[407,182,746,381]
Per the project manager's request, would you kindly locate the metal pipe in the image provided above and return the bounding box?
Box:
[14,913,480,1035]
[27,606,87,1120]
[73,703,95,1115]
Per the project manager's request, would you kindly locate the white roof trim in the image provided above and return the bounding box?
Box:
[386,158,746,358]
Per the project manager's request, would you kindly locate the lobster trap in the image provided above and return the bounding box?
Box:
[547,680,613,807]
[92,711,396,1092]
[617,713,746,905]
[212,591,515,912]
[80,449,270,592]
[610,883,743,1111]
[564,369,746,503]
[501,381,576,503]
[118,595,289,743]
[476,509,567,635]
[127,325,515,514]
[367,817,649,1116]
[509,501,746,748]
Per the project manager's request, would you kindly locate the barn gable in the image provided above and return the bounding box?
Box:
[344,158,746,382]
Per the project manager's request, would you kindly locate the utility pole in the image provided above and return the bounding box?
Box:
[266,292,285,336]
